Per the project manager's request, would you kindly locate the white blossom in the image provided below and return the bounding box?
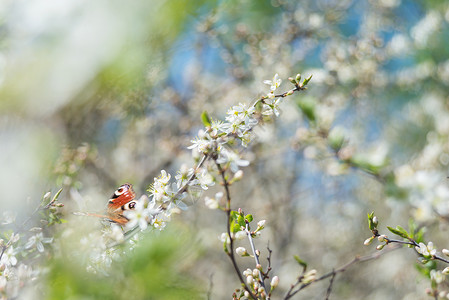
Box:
[263,73,282,91]
[25,233,53,253]
[0,246,17,266]
[124,200,150,231]
[175,165,194,189]
[415,242,436,257]
[204,196,219,209]
[210,119,227,136]
[216,148,250,173]
[430,269,444,284]
[234,231,246,240]
[196,169,215,190]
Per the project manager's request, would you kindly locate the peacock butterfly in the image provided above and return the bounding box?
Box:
[75,183,137,225]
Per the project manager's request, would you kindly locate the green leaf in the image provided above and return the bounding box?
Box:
[396,225,409,237]
[302,74,313,86]
[408,219,416,238]
[367,212,375,230]
[52,188,63,202]
[230,222,240,234]
[229,211,242,233]
[415,228,425,244]
[237,215,245,228]
[223,239,229,253]
[245,214,253,223]
[349,156,381,175]
[387,226,409,239]
[294,255,307,270]
[296,98,316,123]
[201,111,211,127]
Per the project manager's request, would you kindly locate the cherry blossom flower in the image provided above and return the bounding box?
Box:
[124,200,150,231]
[263,73,282,91]
[25,233,53,253]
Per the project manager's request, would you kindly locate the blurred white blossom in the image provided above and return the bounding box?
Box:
[25,233,53,253]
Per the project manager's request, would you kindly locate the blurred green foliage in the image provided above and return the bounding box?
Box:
[46,227,203,300]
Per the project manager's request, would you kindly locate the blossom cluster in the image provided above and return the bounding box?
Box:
[0,190,63,298]
[120,73,310,232]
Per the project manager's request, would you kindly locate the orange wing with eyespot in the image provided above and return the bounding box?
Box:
[107,183,136,210]
[74,183,137,225]
[107,183,136,224]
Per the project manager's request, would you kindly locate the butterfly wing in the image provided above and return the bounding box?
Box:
[107,183,136,224]
[73,211,125,224]
[74,183,137,225]
[108,183,136,209]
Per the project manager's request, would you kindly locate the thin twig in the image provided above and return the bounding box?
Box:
[245,223,268,298]
[266,244,273,279]
[387,238,449,264]
[0,245,6,262]
[284,244,401,299]
[324,270,336,300]
[216,162,257,300]
[207,272,214,300]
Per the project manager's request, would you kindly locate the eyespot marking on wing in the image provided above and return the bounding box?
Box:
[121,201,137,211]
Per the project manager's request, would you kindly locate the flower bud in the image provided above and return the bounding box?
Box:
[43,192,51,200]
[378,235,387,242]
[236,247,248,257]
[233,170,244,181]
[235,231,246,240]
[253,269,259,277]
[443,249,449,257]
[443,267,449,275]
[271,276,279,288]
[376,244,385,250]
[205,197,219,209]
[246,275,254,285]
[364,236,375,245]
[255,250,260,256]
[257,220,266,227]
[372,216,378,225]
[220,233,230,244]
